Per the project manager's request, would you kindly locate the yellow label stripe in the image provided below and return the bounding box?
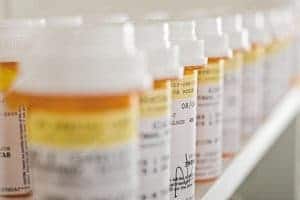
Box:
[171,73,197,100]
[198,61,223,84]
[28,109,137,148]
[244,46,265,64]
[140,88,170,118]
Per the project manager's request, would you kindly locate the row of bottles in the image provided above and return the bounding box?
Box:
[0,6,296,200]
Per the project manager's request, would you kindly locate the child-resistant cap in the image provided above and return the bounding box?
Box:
[135,21,182,80]
[266,8,294,40]
[83,12,130,24]
[168,20,207,66]
[143,11,170,21]
[221,14,250,51]
[135,21,169,50]
[195,17,232,58]
[45,16,83,27]
[243,12,272,45]
[13,22,152,94]
[0,18,45,62]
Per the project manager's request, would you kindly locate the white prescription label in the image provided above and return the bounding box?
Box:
[223,54,243,156]
[139,88,171,200]
[242,47,265,135]
[27,107,138,200]
[31,145,137,200]
[264,40,291,117]
[196,61,224,181]
[169,73,197,200]
[0,94,31,196]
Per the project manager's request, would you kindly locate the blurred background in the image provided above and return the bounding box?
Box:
[0,0,295,19]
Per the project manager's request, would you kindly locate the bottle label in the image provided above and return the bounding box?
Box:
[139,88,171,200]
[27,107,138,200]
[243,47,265,135]
[223,53,243,156]
[196,61,224,181]
[0,94,31,196]
[169,73,197,200]
[264,39,292,117]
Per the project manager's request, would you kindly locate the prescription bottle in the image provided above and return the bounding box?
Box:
[6,22,151,200]
[168,19,207,200]
[195,16,232,182]
[243,12,271,133]
[221,14,250,157]
[135,21,182,200]
[264,8,295,116]
[0,18,44,197]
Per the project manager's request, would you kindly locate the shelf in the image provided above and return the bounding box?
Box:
[196,88,300,200]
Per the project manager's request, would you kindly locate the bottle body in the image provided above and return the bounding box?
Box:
[223,52,243,157]
[138,79,172,200]
[263,37,294,117]
[6,92,139,200]
[195,59,224,182]
[169,70,197,200]
[0,62,32,197]
[242,44,265,135]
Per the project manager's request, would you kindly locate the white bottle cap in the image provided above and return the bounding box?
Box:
[45,16,83,27]
[0,18,45,62]
[135,21,182,80]
[243,12,272,46]
[143,11,170,21]
[168,20,197,41]
[83,12,130,24]
[14,23,152,95]
[221,14,250,51]
[266,8,294,39]
[168,20,207,66]
[195,17,232,58]
[143,45,181,80]
[135,21,169,50]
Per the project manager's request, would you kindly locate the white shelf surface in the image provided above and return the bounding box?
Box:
[196,88,300,200]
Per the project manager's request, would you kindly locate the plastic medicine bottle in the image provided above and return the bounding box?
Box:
[264,8,295,116]
[195,16,232,182]
[6,22,151,200]
[0,18,44,197]
[168,19,207,200]
[135,20,182,200]
[221,14,250,157]
[243,12,271,134]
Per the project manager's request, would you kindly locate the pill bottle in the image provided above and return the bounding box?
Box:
[195,16,232,182]
[265,8,295,112]
[135,21,182,200]
[0,18,44,197]
[221,14,250,157]
[293,4,300,82]
[168,19,207,199]
[243,12,271,133]
[6,22,151,200]
[280,8,296,86]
